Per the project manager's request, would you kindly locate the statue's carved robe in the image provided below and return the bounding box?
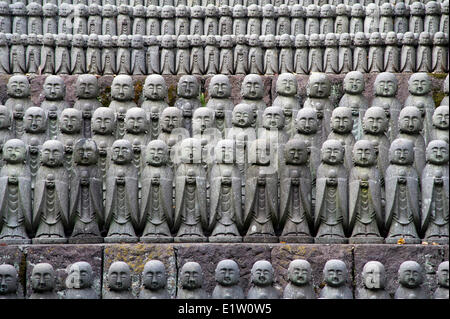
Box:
[88,16,102,35]
[394,17,408,33]
[176,18,189,36]
[305,18,319,35]
[379,16,394,33]
[248,47,263,75]
[320,18,333,35]
[416,44,432,72]
[308,47,323,73]
[117,14,131,35]
[294,48,309,74]
[190,18,204,35]
[410,16,424,33]
[131,48,146,75]
[102,47,116,75]
[401,45,416,73]
[261,18,276,36]
[233,18,246,35]
[205,45,219,75]
[190,46,204,75]
[146,45,160,75]
[335,16,349,34]
[219,16,232,35]
[55,45,71,75]
[160,48,175,75]
[87,47,102,75]
[424,15,439,34]
[10,44,26,74]
[247,18,261,36]
[71,46,86,74]
[384,45,400,73]
[58,16,72,34]
[0,44,9,74]
[432,44,449,73]
[26,44,41,74]
[175,48,190,75]
[116,47,131,75]
[264,48,278,75]
[279,48,293,74]
[368,46,384,73]
[133,17,146,35]
[147,18,160,36]
[353,46,368,73]
[323,47,338,74]
[349,17,363,33]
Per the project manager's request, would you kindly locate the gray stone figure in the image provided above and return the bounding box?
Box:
[441,0,449,33]
[140,140,174,243]
[104,140,139,243]
[139,260,170,299]
[141,75,168,138]
[349,3,364,34]
[339,71,368,140]
[157,108,187,162]
[277,4,291,35]
[441,74,449,106]
[218,35,233,75]
[263,35,279,76]
[328,107,355,170]
[131,35,146,75]
[116,35,131,75]
[425,1,441,35]
[384,31,400,73]
[190,35,204,75]
[218,5,233,35]
[400,32,417,73]
[320,4,335,34]
[175,75,202,136]
[431,105,449,143]
[244,139,278,243]
[303,73,332,143]
[58,3,73,34]
[175,5,190,36]
[385,138,421,244]
[241,74,267,129]
[11,3,27,35]
[371,72,402,142]
[190,5,205,35]
[323,33,338,74]
[73,4,88,35]
[104,261,135,299]
[41,76,69,139]
[247,34,263,75]
[379,3,394,33]
[315,140,348,244]
[273,73,300,138]
[101,35,117,75]
[0,2,11,34]
[305,4,320,35]
[212,260,244,299]
[39,33,55,75]
[27,2,43,35]
[30,263,59,299]
[283,259,315,299]
[206,75,233,136]
[410,1,425,34]
[319,260,353,299]
[417,32,433,73]
[394,2,409,34]
[5,75,34,117]
[291,4,305,37]
[278,34,294,74]
[0,264,19,299]
[10,33,26,74]
[0,105,12,165]
[73,75,102,138]
[117,4,131,35]
[174,138,208,242]
[357,261,390,299]
[353,32,368,73]
[308,34,323,73]
[123,107,150,172]
[146,5,160,36]
[175,35,190,75]
[205,35,219,75]
[109,75,137,124]
[0,139,31,245]
[368,32,384,73]
[279,140,313,243]
[432,31,449,73]
[86,34,102,75]
[87,4,102,35]
[434,261,449,299]
[69,139,104,244]
[145,35,160,75]
[334,4,348,34]
[364,3,379,33]
[247,4,262,36]
[161,6,175,35]
[348,140,384,244]
[32,140,69,244]
[160,35,175,75]
[26,33,41,74]
[247,260,281,299]
[209,140,243,242]
[421,140,449,244]
[261,4,276,35]
[294,34,309,75]
[177,262,208,299]
[132,5,146,35]
[22,107,48,153]
[71,34,87,75]
[57,109,82,176]
[233,5,247,35]
[54,34,71,75]
[398,106,426,175]
[395,261,429,299]
[64,262,98,299]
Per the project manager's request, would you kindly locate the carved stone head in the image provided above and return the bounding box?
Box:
[374,72,398,97]
[111,139,133,164]
[241,74,264,100]
[180,262,203,290]
[7,75,31,98]
[284,139,309,165]
[426,140,449,165]
[276,73,297,97]
[215,260,240,287]
[142,260,167,291]
[389,138,414,165]
[363,106,388,134]
[0,264,18,296]
[214,139,235,164]
[73,138,98,165]
[432,105,449,130]
[352,140,377,167]
[92,107,115,135]
[160,107,182,133]
[395,2,407,16]
[250,139,270,165]
[67,262,93,289]
[418,31,432,45]
[41,140,64,167]
[232,103,254,128]
[251,260,274,287]
[59,108,82,134]
[125,107,147,134]
[295,34,308,47]
[343,71,364,95]
[209,75,231,99]
[399,106,423,134]
[433,31,448,45]
[179,138,202,164]
[111,75,134,102]
[437,261,449,289]
[408,73,431,96]
[193,107,215,135]
[263,106,285,130]
[307,73,331,98]
[107,262,132,292]
[353,32,367,46]
[0,105,11,129]
[177,75,199,99]
[321,139,344,165]
[75,75,99,99]
[308,33,322,47]
[362,261,386,290]
[296,108,318,134]
[331,107,353,134]
[262,4,274,17]
[24,107,47,133]
[145,140,168,166]
[3,139,26,164]
[143,75,167,101]
[288,259,312,287]
[323,260,348,288]
[31,263,56,293]
[398,261,423,289]
[324,33,338,46]
[44,76,66,101]
[220,34,233,48]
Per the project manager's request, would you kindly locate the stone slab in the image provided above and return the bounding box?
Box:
[353,244,447,299]
[24,244,103,299]
[0,245,26,298]
[102,243,177,298]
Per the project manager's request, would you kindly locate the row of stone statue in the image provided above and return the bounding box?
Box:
[1,259,448,299]
[1,30,449,75]
[1,1,449,36]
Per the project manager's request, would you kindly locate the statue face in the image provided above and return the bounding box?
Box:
[24,108,46,133]
[426,141,449,165]
[143,261,166,291]
[362,262,385,290]
[193,109,214,133]
[432,106,449,130]
[125,108,147,134]
[263,107,284,130]
[288,260,311,286]
[74,139,98,165]
[68,262,93,289]
[178,76,199,98]
[242,76,264,99]
[331,108,353,134]
[390,140,414,165]
[102,36,112,47]
[375,74,398,97]
[277,74,297,96]
[44,76,65,101]
[111,140,132,164]
[3,139,26,164]
[344,72,364,94]
[251,262,274,287]
[76,75,98,99]
[111,76,134,101]
[254,141,270,165]
[353,141,376,167]
[108,263,132,291]
[408,74,431,96]
[395,3,406,15]
[215,140,234,164]
[161,109,181,132]
[399,107,422,133]
[60,109,82,133]
[209,76,231,98]
[308,75,331,98]
[180,139,201,163]
[146,141,168,166]
[363,107,388,135]
[399,262,423,288]
[215,260,239,287]
[7,75,30,98]
[177,36,189,48]
[324,261,347,288]
[285,141,308,165]
[437,262,449,288]
[232,104,253,127]
[0,265,17,295]
[321,141,344,165]
[41,141,64,167]
[296,109,318,134]
[92,109,115,134]
[181,263,202,290]
[0,107,10,129]
[31,264,55,292]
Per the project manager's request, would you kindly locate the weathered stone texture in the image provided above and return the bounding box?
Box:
[0,245,26,298]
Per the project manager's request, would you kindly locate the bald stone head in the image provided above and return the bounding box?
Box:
[296,108,318,134]
[142,260,167,291]
[215,260,240,287]
[263,106,285,130]
[31,263,56,292]
[111,75,135,101]
[363,106,388,134]
[193,107,215,134]
[432,105,449,130]
[331,106,353,134]
[59,108,82,134]
[41,140,64,167]
[352,140,377,167]
[232,103,254,127]
[362,261,386,290]
[426,140,449,165]
[241,74,264,100]
[215,139,235,164]
[107,261,132,291]
[125,107,148,134]
[344,71,365,94]
[308,73,331,98]
[399,106,423,134]
[180,262,203,290]
[398,261,423,288]
[2,139,27,164]
[276,73,298,96]
[374,72,398,97]
[323,260,348,288]
[0,264,18,295]
[321,139,344,165]
[408,73,431,96]
[111,139,133,164]
[44,75,66,101]
[75,74,99,99]
[144,75,167,101]
[284,139,309,165]
[437,261,449,288]
[177,75,199,98]
[288,259,312,287]
[24,107,47,133]
[179,137,202,164]
[251,260,274,287]
[92,107,116,135]
[146,139,168,166]
[389,138,415,165]
[0,105,11,129]
[209,75,231,99]
[67,262,93,289]
[73,138,98,165]
[7,74,31,98]
[160,107,182,133]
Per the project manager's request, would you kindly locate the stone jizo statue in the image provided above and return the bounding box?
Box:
[139,260,170,299]
[30,263,59,299]
[212,259,244,299]
[65,261,98,299]
[247,260,281,299]
[395,261,428,299]
[319,259,353,299]
[434,261,449,299]
[177,262,208,299]
[357,261,390,299]
[0,264,19,299]
[104,261,135,299]
[283,259,315,299]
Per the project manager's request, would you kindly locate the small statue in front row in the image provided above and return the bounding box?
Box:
[434,261,449,299]
[30,263,59,299]
[104,261,135,299]
[64,261,98,299]
[139,260,170,299]
[431,105,449,143]
[395,261,429,299]
[421,140,449,244]
[385,139,421,244]
[177,262,208,299]
[357,261,390,299]
[247,260,281,299]
[283,259,315,299]
[212,259,244,299]
[320,260,353,299]
[0,264,19,299]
